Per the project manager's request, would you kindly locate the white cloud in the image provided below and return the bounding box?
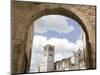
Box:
[34,15,74,34]
[30,35,84,72]
[76,40,83,51]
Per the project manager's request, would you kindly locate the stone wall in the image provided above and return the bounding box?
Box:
[12,1,96,73]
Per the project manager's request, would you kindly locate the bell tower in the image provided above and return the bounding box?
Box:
[43,44,55,72]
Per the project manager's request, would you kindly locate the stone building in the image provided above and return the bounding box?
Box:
[38,63,45,72]
[70,49,85,70]
[55,49,85,71]
[71,49,83,65]
[38,44,55,72]
[38,45,85,72]
[55,57,71,71]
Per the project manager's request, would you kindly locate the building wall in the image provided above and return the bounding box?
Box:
[55,58,71,71]
[38,64,46,72]
[39,44,55,72]
[55,50,85,71]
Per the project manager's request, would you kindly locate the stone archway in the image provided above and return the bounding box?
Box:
[12,1,96,73]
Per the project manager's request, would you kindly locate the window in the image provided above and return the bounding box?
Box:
[49,54,53,56]
[49,47,53,51]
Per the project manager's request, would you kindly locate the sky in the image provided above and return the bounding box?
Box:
[30,15,85,72]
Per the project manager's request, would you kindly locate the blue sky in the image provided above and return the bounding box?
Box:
[34,15,82,43]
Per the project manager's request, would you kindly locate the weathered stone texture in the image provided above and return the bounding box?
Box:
[12,1,96,73]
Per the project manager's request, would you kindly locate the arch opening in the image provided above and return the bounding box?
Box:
[12,1,96,74]
[29,15,88,72]
[23,5,95,73]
